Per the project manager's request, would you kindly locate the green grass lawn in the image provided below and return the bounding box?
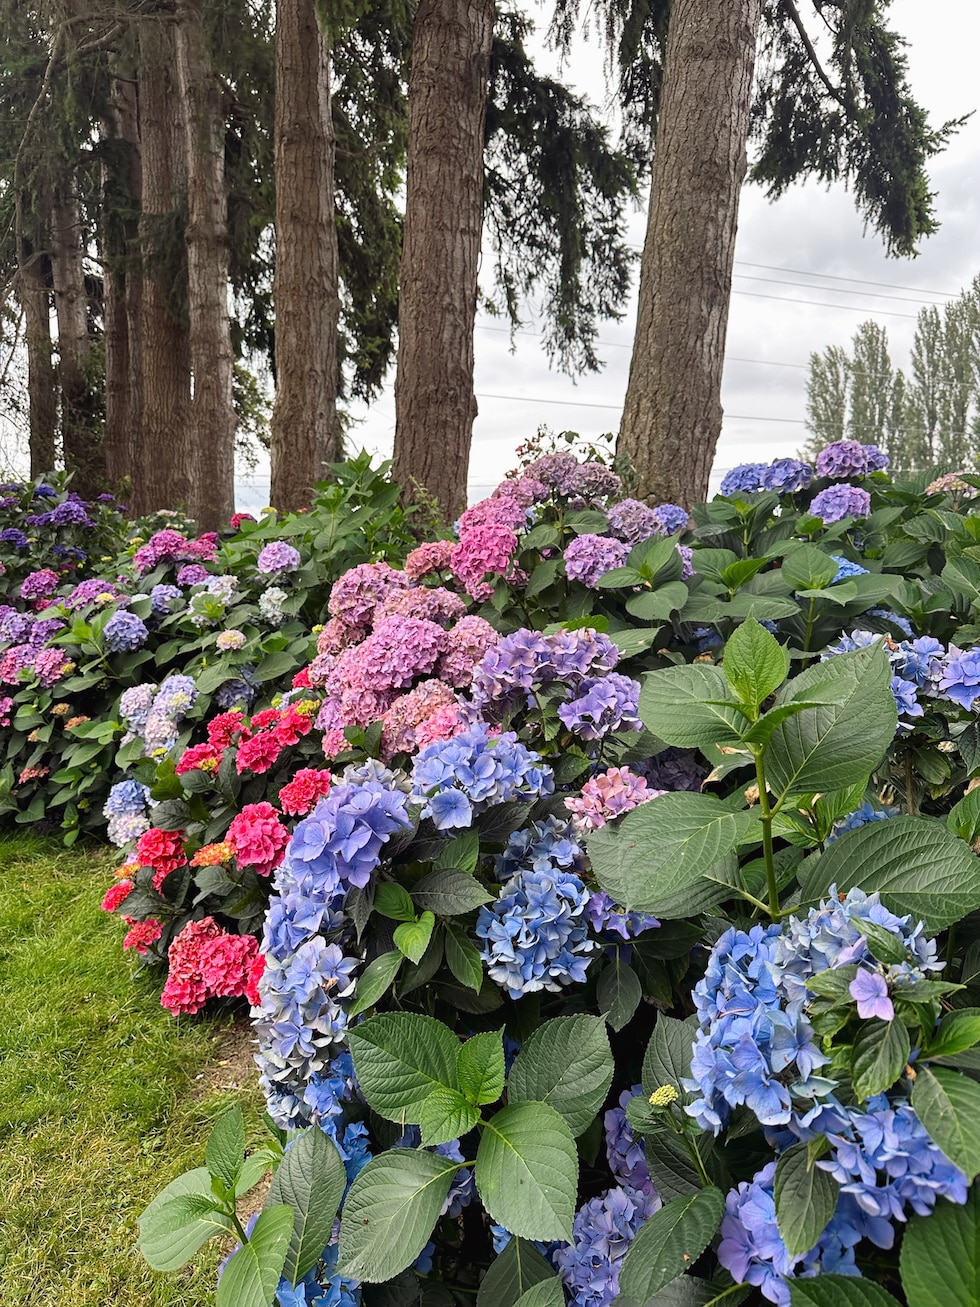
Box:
[0,834,262,1306]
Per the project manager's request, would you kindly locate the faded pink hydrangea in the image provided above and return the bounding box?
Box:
[317,617,364,656]
[357,615,448,692]
[327,561,409,627]
[404,540,455,582]
[437,615,500,687]
[33,647,73,687]
[494,475,549,507]
[414,703,468,750]
[564,767,665,832]
[381,678,459,758]
[457,494,527,536]
[321,728,347,758]
[380,586,466,627]
[319,649,396,729]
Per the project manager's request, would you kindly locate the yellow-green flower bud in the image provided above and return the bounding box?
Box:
[649,1084,679,1107]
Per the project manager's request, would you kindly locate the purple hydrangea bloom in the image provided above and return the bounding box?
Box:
[411,723,553,824]
[849,969,894,1021]
[523,452,580,494]
[570,462,622,501]
[554,1184,661,1307]
[760,459,813,493]
[606,499,659,545]
[176,563,209,586]
[289,780,413,889]
[815,440,872,479]
[563,534,630,587]
[472,627,619,713]
[104,610,149,653]
[0,611,33,643]
[720,464,767,495]
[26,500,93,528]
[150,583,183,614]
[0,528,29,550]
[20,569,60,601]
[557,672,642,740]
[257,540,302,574]
[604,1087,655,1192]
[808,484,871,524]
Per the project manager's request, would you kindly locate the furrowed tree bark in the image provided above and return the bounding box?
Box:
[618,0,763,507]
[50,178,104,497]
[176,0,236,531]
[392,0,494,521]
[269,0,342,512]
[133,16,192,518]
[18,232,58,477]
[102,67,143,493]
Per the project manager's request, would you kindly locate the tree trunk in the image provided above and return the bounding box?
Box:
[134,16,192,518]
[175,0,236,531]
[102,68,143,493]
[392,0,494,521]
[617,0,763,507]
[20,248,58,478]
[50,178,104,497]
[269,0,342,512]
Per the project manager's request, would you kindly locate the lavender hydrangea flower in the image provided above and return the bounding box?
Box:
[558,672,642,740]
[563,534,630,587]
[472,627,619,713]
[150,583,183,614]
[570,462,622,501]
[808,484,871,524]
[606,499,659,545]
[849,970,894,1021]
[554,1185,661,1307]
[939,645,980,710]
[257,540,302,574]
[103,610,149,653]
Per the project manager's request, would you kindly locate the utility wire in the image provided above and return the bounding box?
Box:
[733,261,959,299]
[732,272,949,308]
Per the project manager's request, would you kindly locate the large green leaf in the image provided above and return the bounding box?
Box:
[587,793,741,915]
[637,664,745,748]
[347,1013,460,1121]
[267,1126,347,1285]
[781,546,839,591]
[418,1088,482,1147]
[619,1189,725,1304]
[138,1167,234,1271]
[722,618,788,709]
[349,951,405,1018]
[474,1102,578,1242]
[512,1279,565,1307]
[766,644,896,799]
[911,1067,980,1180]
[215,1204,294,1307]
[789,1278,901,1307]
[799,815,980,931]
[412,869,493,915]
[339,1149,459,1282]
[642,1015,698,1099]
[900,1182,980,1307]
[458,1031,506,1106]
[641,1133,702,1202]
[773,1144,839,1257]
[597,957,642,1031]
[475,1237,554,1307]
[206,1103,245,1191]
[507,1015,614,1135]
[851,1018,909,1100]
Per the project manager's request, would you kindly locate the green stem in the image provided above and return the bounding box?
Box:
[905,747,918,817]
[802,598,817,655]
[945,922,957,970]
[683,1132,712,1188]
[230,1210,250,1244]
[752,746,780,919]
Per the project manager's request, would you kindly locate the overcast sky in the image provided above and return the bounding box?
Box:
[246,3,980,507]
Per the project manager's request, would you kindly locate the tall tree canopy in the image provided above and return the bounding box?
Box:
[552,0,963,505]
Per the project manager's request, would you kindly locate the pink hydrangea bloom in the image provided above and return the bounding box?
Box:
[317,617,364,655]
[236,731,283,775]
[160,917,261,1014]
[404,540,455,582]
[321,728,347,758]
[414,703,468,750]
[437,615,500,687]
[358,615,448,691]
[564,767,665,832]
[450,522,518,600]
[33,647,73,687]
[381,678,459,758]
[227,801,289,875]
[458,494,527,535]
[380,586,466,627]
[101,880,134,913]
[327,561,409,627]
[279,767,332,816]
[123,918,163,953]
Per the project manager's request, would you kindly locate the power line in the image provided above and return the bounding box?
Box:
[733,261,958,299]
[732,272,946,308]
[475,391,808,423]
[732,289,918,319]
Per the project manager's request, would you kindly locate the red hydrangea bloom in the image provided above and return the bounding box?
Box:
[273,704,314,747]
[250,708,280,731]
[236,731,283,775]
[101,880,133,913]
[230,512,256,529]
[207,709,250,750]
[292,666,311,689]
[135,827,187,886]
[160,916,261,1015]
[228,802,289,875]
[123,918,163,953]
[245,951,266,1006]
[279,767,332,816]
[175,742,221,775]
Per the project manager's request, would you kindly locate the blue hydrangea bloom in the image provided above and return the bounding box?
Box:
[760,459,813,493]
[939,644,980,710]
[558,673,642,741]
[720,464,767,495]
[554,1184,661,1307]
[826,801,900,843]
[604,1086,654,1192]
[809,484,871,524]
[648,503,689,535]
[104,779,151,817]
[411,724,553,827]
[289,781,413,890]
[496,815,584,881]
[830,555,869,581]
[476,867,597,998]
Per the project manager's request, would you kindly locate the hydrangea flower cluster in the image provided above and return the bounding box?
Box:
[564,766,662,831]
[825,630,947,719]
[557,672,642,740]
[808,484,872,524]
[103,609,149,653]
[472,627,620,715]
[132,527,218,575]
[563,534,629,587]
[160,916,263,1015]
[815,440,888,479]
[554,1184,661,1307]
[257,540,301,574]
[720,459,813,496]
[411,723,553,829]
[121,674,200,756]
[103,778,154,847]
